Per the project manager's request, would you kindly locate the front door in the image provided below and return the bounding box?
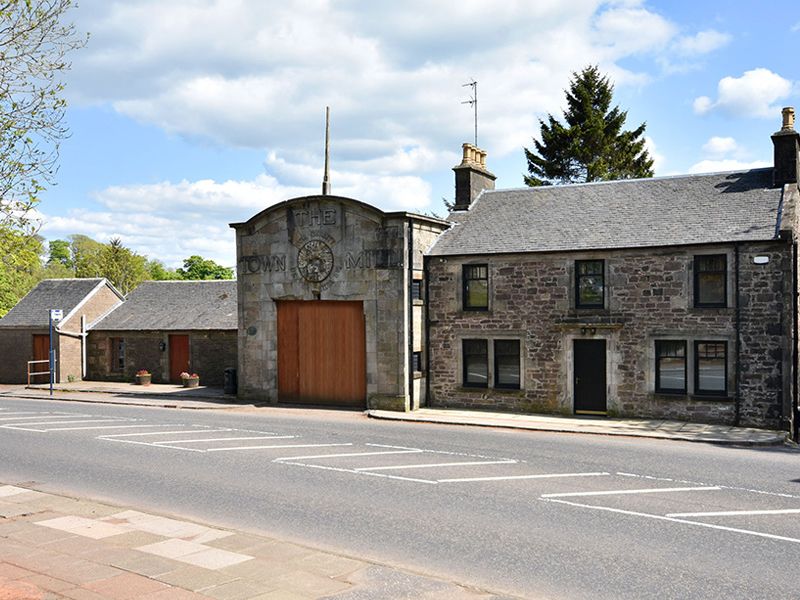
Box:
[32,334,50,384]
[277,300,366,408]
[574,339,606,415]
[169,334,190,383]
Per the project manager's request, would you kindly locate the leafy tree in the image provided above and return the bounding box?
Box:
[177,255,233,280]
[70,234,104,278]
[100,237,148,295]
[0,0,86,232]
[146,259,180,281]
[524,65,654,186]
[47,238,72,268]
[0,225,42,315]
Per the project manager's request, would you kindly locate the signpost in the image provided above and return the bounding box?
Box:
[49,309,63,397]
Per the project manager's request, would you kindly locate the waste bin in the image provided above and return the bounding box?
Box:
[223,367,237,395]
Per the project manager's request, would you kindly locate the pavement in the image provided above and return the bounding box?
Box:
[0,382,789,446]
[0,483,508,600]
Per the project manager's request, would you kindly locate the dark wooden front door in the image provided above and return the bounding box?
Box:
[277,301,366,408]
[32,334,50,383]
[169,334,190,383]
[574,339,606,415]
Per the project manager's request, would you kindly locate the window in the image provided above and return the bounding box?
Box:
[463,264,488,310]
[462,339,488,387]
[110,337,125,372]
[411,279,423,301]
[655,340,686,393]
[695,341,727,395]
[412,351,422,373]
[694,255,727,307]
[575,260,604,308]
[494,340,520,389]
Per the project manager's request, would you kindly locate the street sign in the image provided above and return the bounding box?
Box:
[50,309,63,321]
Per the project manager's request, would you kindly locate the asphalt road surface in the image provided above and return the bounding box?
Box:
[1,396,798,599]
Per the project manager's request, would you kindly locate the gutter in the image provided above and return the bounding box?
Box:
[734,243,741,427]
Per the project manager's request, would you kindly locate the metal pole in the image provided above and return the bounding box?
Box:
[49,312,54,397]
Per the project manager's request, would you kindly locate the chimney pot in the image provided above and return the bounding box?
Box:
[453,143,496,210]
[781,107,795,131]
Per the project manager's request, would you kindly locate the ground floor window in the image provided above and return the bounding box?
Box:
[110,337,125,372]
[462,339,488,387]
[695,341,727,395]
[655,340,686,393]
[494,340,520,389]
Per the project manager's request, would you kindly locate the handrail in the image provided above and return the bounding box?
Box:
[27,359,57,386]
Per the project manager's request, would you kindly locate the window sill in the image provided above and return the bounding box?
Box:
[651,392,733,402]
[412,299,424,307]
[413,371,424,380]
[458,386,523,395]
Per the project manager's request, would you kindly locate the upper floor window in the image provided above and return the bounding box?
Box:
[695,341,727,395]
[575,260,604,308]
[463,264,488,310]
[694,254,727,308]
[655,340,686,394]
[411,279,423,301]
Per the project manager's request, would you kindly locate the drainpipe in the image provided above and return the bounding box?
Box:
[734,243,741,427]
[793,242,799,441]
[81,316,86,379]
[407,218,415,411]
[424,253,431,408]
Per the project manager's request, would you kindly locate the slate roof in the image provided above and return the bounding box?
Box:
[429,168,783,256]
[91,280,237,331]
[0,278,114,328]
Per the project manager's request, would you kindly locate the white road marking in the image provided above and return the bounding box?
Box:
[4,419,132,427]
[152,436,296,445]
[102,438,206,452]
[666,508,800,518]
[273,449,422,462]
[354,460,517,472]
[541,486,720,498]
[0,414,86,421]
[617,471,800,500]
[439,472,610,483]
[99,429,222,438]
[542,498,800,545]
[279,461,438,484]
[38,424,162,432]
[209,443,353,453]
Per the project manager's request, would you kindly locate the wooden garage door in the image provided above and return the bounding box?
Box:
[277,301,366,408]
[32,334,50,384]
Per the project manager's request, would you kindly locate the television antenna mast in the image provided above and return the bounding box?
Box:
[462,79,477,146]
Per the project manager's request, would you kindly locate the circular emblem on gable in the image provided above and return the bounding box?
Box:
[297,239,334,282]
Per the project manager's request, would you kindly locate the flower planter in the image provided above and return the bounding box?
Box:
[135,374,151,386]
[183,377,199,388]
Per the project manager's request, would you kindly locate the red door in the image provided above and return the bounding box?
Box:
[169,335,190,383]
[32,335,50,384]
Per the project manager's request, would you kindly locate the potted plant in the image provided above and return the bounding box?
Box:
[180,372,200,388]
[135,369,151,386]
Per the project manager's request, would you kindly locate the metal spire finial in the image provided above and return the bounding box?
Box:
[322,106,331,195]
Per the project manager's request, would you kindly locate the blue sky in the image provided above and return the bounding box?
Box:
[38,0,799,268]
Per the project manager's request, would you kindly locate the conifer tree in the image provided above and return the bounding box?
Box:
[524,66,654,186]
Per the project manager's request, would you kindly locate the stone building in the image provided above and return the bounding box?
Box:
[425,108,800,433]
[86,280,237,385]
[0,278,124,383]
[230,196,448,409]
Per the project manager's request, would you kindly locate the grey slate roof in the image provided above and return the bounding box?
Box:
[0,278,111,328]
[429,168,782,256]
[92,280,237,331]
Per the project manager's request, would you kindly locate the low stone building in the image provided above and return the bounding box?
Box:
[0,278,124,383]
[425,108,800,433]
[86,280,237,385]
[230,196,448,409]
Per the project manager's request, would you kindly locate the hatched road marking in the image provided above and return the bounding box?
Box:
[541,486,721,498]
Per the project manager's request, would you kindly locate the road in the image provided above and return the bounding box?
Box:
[0,396,798,599]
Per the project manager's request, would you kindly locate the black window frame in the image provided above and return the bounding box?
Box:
[411,279,423,302]
[694,340,728,396]
[462,339,488,388]
[462,264,489,311]
[412,351,422,374]
[655,340,687,394]
[575,259,605,309]
[494,339,521,390]
[694,254,727,308]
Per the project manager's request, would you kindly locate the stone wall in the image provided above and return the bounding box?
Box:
[0,329,45,383]
[427,242,790,429]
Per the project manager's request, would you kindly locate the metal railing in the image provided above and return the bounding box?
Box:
[27,359,56,385]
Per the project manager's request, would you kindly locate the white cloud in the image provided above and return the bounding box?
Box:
[644,136,665,174]
[792,21,800,32]
[693,68,794,117]
[687,159,770,174]
[672,30,731,56]
[702,136,738,156]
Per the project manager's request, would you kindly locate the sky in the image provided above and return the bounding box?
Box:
[35,0,799,269]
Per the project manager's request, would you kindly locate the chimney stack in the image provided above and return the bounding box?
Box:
[452,143,496,210]
[771,106,799,188]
